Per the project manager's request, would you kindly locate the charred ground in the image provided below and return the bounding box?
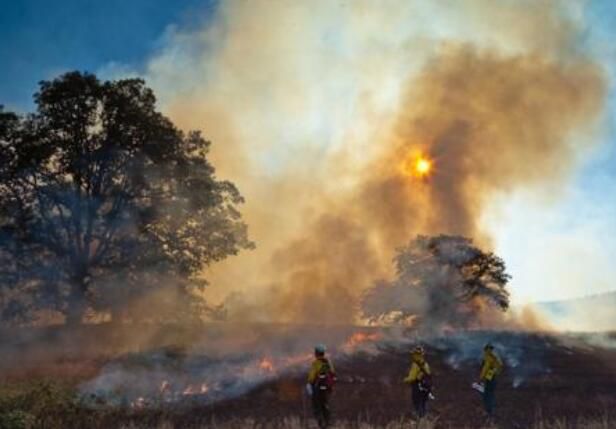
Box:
[0,325,614,429]
[197,332,616,428]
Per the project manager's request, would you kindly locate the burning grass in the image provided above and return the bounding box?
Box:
[0,325,615,429]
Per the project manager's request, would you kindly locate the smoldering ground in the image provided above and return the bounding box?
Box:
[2,324,613,428]
[77,327,598,410]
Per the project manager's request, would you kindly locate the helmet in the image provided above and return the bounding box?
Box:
[411,345,425,355]
[484,342,494,351]
[314,344,327,355]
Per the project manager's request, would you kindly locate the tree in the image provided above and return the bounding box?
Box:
[361,235,510,329]
[0,73,253,325]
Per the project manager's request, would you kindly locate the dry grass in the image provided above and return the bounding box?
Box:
[113,415,613,429]
[530,415,612,429]
[117,418,435,429]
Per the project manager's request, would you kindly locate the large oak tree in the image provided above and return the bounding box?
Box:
[0,72,253,325]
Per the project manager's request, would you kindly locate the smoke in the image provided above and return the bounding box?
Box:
[392,47,603,237]
[78,325,388,406]
[431,331,552,389]
[138,1,606,325]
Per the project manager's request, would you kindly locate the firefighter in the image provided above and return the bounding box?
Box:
[478,343,503,419]
[403,345,432,419]
[306,344,336,429]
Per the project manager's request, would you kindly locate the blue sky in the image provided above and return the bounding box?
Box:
[0,0,217,111]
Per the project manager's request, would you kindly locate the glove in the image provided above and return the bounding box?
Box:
[305,383,313,396]
[471,381,485,393]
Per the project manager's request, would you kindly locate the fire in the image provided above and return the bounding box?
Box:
[344,331,381,348]
[258,357,275,373]
[182,382,210,396]
[282,353,313,367]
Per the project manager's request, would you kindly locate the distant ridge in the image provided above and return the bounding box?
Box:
[540,290,616,308]
[536,290,616,331]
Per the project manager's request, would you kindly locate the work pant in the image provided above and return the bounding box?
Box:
[312,388,331,428]
[412,383,429,418]
[483,379,496,417]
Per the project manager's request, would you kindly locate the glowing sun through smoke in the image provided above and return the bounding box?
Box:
[415,157,432,176]
[403,153,434,178]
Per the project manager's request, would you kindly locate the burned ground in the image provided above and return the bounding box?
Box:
[0,325,614,428]
[193,333,616,428]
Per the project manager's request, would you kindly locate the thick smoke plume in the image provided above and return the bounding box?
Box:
[140,1,606,325]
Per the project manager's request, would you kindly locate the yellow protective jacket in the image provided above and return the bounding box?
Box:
[307,357,336,384]
[480,350,503,381]
[404,355,431,384]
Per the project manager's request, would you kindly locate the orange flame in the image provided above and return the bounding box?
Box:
[181,382,210,396]
[344,331,381,348]
[258,357,275,373]
[282,353,313,367]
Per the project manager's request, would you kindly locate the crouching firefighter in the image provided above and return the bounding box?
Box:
[478,342,503,419]
[404,346,433,420]
[306,344,337,429]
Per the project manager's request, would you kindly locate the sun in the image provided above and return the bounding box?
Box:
[403,154,433,178]
[415,157,432,177]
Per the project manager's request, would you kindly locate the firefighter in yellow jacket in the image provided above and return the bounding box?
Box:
[403,346,432,419]
[307,344,336,428]
[479,343,503,418]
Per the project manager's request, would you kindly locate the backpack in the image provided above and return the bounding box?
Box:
[315,359,336,392]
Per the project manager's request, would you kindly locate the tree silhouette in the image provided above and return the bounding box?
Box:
[361,235,510,328]
[0,73,253,325]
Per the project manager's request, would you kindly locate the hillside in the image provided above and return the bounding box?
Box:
[0,325,615,428]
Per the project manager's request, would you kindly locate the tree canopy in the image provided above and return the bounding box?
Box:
[361,235,510,329]
[0,72,253,325]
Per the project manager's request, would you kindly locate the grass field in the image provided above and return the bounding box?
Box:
[0,325,614,428]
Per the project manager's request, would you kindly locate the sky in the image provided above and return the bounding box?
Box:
[495,0,616,303]
[0,0,217,111]
[1,0,616,319]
